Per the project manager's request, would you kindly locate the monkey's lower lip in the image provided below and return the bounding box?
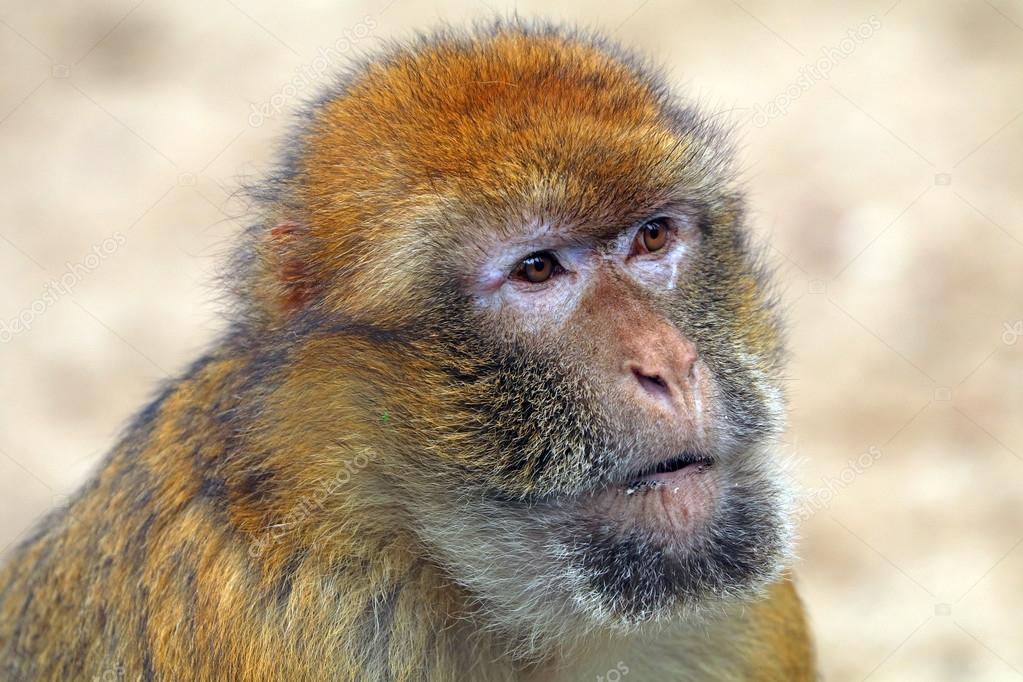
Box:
[588,454,717,537]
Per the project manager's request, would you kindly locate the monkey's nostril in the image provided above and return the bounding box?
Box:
[632,368,671,400]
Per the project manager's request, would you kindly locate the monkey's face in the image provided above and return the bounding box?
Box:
[406,187,792,641]
[279,28,793,649]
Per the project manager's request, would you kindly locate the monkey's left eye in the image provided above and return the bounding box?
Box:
[632,219,670,255]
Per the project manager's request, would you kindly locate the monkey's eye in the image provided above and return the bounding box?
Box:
[511,251,561,284]
[633,218,670,254]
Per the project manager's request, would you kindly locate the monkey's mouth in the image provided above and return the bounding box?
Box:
[586,453,717,538]
[619,452,714,492]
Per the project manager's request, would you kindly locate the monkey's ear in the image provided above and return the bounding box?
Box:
[264,220,315,314]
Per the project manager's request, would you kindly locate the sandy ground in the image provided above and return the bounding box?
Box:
[1,1,1021,679]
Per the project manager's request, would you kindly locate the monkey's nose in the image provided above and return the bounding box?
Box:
[624,336,698,412]
[632,367,673,401]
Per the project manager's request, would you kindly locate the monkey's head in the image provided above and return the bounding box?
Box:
[241,22,792,651]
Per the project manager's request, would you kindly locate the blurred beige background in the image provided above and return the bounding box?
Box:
[0,0,1020,679]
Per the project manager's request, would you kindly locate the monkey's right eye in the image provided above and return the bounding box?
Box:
[511,252,561,284]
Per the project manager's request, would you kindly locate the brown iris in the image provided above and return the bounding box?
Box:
[636,219,669,253]
[514,252,558,283]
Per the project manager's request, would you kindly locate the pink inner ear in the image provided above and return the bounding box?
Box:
[271,220,303,239]
[267,221,311,312]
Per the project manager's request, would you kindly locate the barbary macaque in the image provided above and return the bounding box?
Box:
[0,22,814,681]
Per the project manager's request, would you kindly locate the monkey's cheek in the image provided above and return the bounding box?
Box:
[590,465,719,540]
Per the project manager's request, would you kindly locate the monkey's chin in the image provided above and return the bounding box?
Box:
[588,458,718,541]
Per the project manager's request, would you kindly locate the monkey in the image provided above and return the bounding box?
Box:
[0,20,815,681]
